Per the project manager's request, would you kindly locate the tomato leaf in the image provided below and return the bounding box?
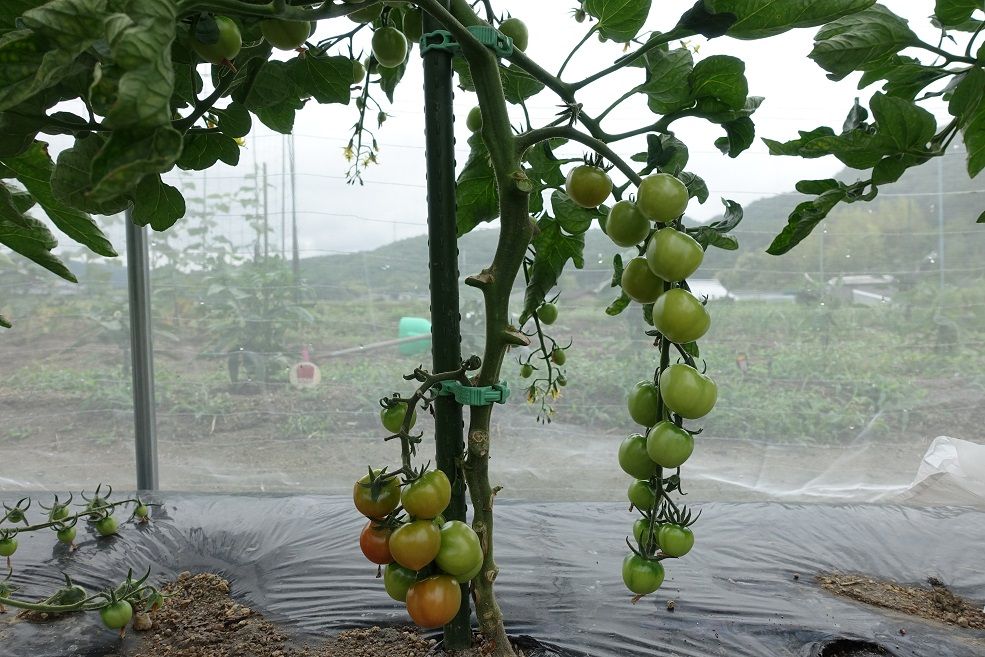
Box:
[688,55,748,111]
[177,132,241,171]
[605,291,631,316]
[610,254,624,288]
[714,116,755,157]
[501,65,544,104]
[688,199,743,251]
[1,141,117,256]
[869,92,936,151]
[551,190,601,235]
[50,134,131,215]
[638,134,689,176]
[0,182,76,281]
[215,102,252,138]
[809,5,918,81]
[521,216,584,324]
[131,174,185,231]
[377,59,406,104]
[677,171,709,204]
[285,53,353,105]
[963,99,985,178]
[934,0,981,27]
[0,311,10,329]
[641,47,694,115]
[675,1,737,38]
[456,133,499,236]
[700,0,875,40]
[767,188,848,255]
[89,125,183,203]
[584,0,652,43]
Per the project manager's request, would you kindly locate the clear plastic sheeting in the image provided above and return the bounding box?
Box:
[888,437,985,507]
[0,494,983,657]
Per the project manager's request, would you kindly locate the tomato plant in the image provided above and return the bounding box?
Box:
[498,17,528,51]
[636,173,689,224]
[606,201,651,247]
[659,364,718,420]
[646,421,694,469]
[0,536,17,557]
[651,288,711,345]
[537,302,558,325]
[381,402,417,434]
[94,515,119,537]
[658,524,694,558]
[371,26,408,68]
[620,257,663,304]
[565,164,612,208]
[401,470,451,519]
[466,106,482,132]
[617,433,657,480]
[260,19,313,50]
[627,381,660,427]
[646,228,704,282]
[99,600,133,630]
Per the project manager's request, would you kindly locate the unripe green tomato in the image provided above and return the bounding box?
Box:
[627,380,660,427]
[651,288,710,344]
[383,562,417,602]
[0,537,17,557]
[645,421,694,468]
[605,201,650,247]
[100,601,133,630]
[260,19,313,50]
[627,480,656,510]
[348,2,383,23]
[565,165,612,208]
[49,505,70,522]
[622,554,665,595]
[134,503,150,519]
[455,559,483,584]
[499,17,528,51]
[192,16,242,65]
[556,373,567,387]
[646,227,704,282]
[658,523,694,557]
[401,470,451,519]
[659,363,717,419]
[381,402,417,433]
[465,106,482,132]
[621,257,663,304]
[435,520,482,576]
[633,518,661,553]
[618,433,658,479]
[95,515,119,537]
[57,525,77,544]
[551,348,566,366]
[520,363,534,378]
[352,60,366,84]
[402,8,424,42]
[371,26,408,68]
[538,302,557,324]
[637,173,689,223]
[6,509,25,523]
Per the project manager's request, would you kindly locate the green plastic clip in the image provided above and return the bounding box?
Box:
[420,27,514,58]
[435,380,511,406]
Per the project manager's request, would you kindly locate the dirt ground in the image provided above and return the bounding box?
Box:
[818,573,985,630]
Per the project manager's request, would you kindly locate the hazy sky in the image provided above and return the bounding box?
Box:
[61,2,977,258]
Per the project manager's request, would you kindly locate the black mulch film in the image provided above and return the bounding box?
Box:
[1,495,983,657]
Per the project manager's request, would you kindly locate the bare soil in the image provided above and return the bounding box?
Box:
[818,573,985,630]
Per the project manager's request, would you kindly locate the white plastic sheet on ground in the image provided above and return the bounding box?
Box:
[887,436,985,507]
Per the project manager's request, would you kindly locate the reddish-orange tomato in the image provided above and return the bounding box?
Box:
[405,575,462,628]
[359,520,393,565]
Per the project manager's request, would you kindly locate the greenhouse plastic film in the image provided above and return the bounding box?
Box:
[1,495,983,657]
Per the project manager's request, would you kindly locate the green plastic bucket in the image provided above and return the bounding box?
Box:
[398,317,432,356]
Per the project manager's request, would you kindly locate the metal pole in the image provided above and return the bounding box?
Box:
[281,135,287,260]
[290,133,300,302]
[937,155,945,292]
[125,209,159,490]
[262,162,269,261]
[421,2,470,647]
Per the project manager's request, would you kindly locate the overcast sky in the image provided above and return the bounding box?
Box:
[70,2,977,258]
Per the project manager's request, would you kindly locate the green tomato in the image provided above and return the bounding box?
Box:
[192,16,242,65]
[455,559,482,584]
[49,504,70,522]
[627,480,656,510]
[622,554,665,595]
[499,17,528,51]
[537,302,558,325]
[645,227,704,282]
[389,519,441,571]
[618,433,658,479]
[381,402,417,434]
[402,8,424,42]
[621,257,663,304]
[401,470,451,519]
[353,469,402,518]
[57,525,77,544]
[348,2,383,23]
[0,537,17,557]
[627,380,660,427]
[134,504,150,519]
[633,518,661,554]
[95,516,118,537]
[520,363,534,378]
[658,523,694,557]
[371,26,408,68]
[383,562,417,602]
[637,173,689,223]
[651,288,710,344]
[606,201,650,247]
[260,19,313,50]
[466,106,482,132]
[100,600,133,630]
[565,165,612,208]
[646,421,694,468]
[556,373,567,387]
[352,60,366,84]
[551,348,566,366]
[659,364,717,419]
[435,520,483,577]
[6,509,24,523]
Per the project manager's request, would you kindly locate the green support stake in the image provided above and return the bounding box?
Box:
[421,2,471,649]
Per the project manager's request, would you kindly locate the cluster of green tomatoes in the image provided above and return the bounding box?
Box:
[351,404,483,629]
[563,162,714,597]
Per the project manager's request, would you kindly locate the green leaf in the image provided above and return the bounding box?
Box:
[215,102,252,138]
[948,67,985,124]
[51,134,131,215]
[89,126,183,203]
[0,2,46,32]
[871,155,909,185]
[584,0,652,42]
[795,178,841,194]
[605,291,631,316]
[0,182,75,281]
[977,209,985,223]
[102,2,177,129]
[2,141,116,256]
[524,140,566,190]
[642,302,654,325]
[641,48,694,114]
[0,30,88,111]
[0,312,10,329]
[964,98,985,177]
[714,116,755,157]
[881,62,949,100]
[522,216,584,323]
[688,198,743,249]
[254,97,305,134]
[377,59,407,103]
[767,189,847,255]
[642,134,689,175]
[689,55,747,110]
[456,133,498,236]
[244,61,296,110]
[610,254,624,288]
[677,170,709,203]
[285,54,353,105]
[709,198,743,232]
[177,132,241,171]
[702,0,876,39]
[763,126,836,157]
[934,0,981,26]
[551,190,601,234]
[869,92,936,150]
[501,64,544,104]
[809,5,918,81]
[131,174,185,231]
